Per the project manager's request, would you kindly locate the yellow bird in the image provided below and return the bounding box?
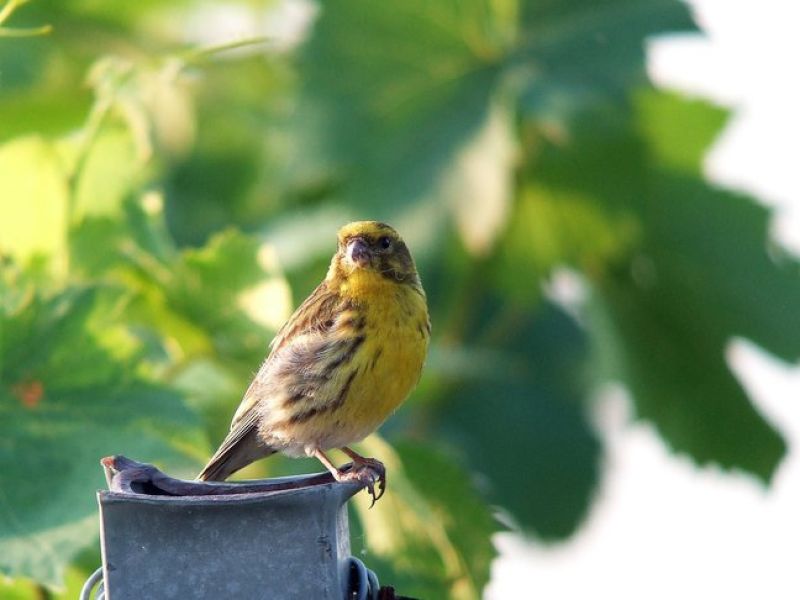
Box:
[198,221,430,502]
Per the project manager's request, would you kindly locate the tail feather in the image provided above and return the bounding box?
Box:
[198,425,275,481]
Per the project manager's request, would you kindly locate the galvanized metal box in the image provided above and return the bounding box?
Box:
[95,458,363,600]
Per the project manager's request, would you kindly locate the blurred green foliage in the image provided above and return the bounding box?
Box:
[1,0,796,597]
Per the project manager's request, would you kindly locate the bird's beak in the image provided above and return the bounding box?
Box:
[346,237,371,268]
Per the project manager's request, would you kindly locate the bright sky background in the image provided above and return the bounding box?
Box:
[487,1,800,598]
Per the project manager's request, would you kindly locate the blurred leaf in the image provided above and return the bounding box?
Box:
[435,299,600,538]
[0,0,52,38]
[618,98,796,479]
[595,263,787,480]
[395,440,499,594]
[523,90,795,479]
[0,93,90,143]
[516,0,695,122]
[493,183,639,304]
[291,0,508,217]
[350,436,497,600]
[0,577,37,599]
[0,285,197,587]
[443,100,516,255]
[70,193,177,280]
[86,54,198,164]
[72,199,282,368]
[72,215,270,453]
[290,0,694,252]
[595,179,797,480]
[0,136,68,272]
[633,92,800,364]
[164,229,277,361]
[171,357,247,449]
[164,56,289,246]
[71,127,145,221]
[635,89,728,173]
[164,138,265,245]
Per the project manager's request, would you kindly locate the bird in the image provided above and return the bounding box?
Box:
[198,221,430,504]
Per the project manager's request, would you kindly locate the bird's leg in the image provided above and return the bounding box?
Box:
[312,448,340,475]
[313,448,385,507]
[341,446,386,502]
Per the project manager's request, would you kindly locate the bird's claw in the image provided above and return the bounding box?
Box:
[337,459,386,507]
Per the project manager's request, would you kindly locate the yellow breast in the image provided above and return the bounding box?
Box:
[336,273,429,437]
[265,266,429,454]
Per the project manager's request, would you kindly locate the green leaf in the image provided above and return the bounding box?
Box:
[444,100,516,255]
[290,0,693,253]
[0,0,51,39]
[595,265,787,480]
[162,54,291,246]
[0,555,102,600]
[493,183,639,304]
[72,202,285,368]
[291,0,509,214]
[0,284,197,587]
[520,90,795,480]
[348,436,497,600]
[0,576,39,599]
[394,440,499,595]
[71,128,145,221]
[164,229,279,361]
[0,93,90,144]
[434,300,600,539]
[171,358,248,449]
[0,136,68,272]
[516,0,695,121]
[632,92,800,365]
[594,175,796,479]
[635,89,728,173]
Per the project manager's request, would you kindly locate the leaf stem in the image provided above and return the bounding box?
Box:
[0,24,50,36]
[0,0,22,25]
[0,0,51,37]
[62,91,116,276]
[179,36,273,65]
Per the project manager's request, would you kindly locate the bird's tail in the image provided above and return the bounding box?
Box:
[197,424,275,482]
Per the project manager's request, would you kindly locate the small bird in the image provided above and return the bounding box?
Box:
[198,221,430,503]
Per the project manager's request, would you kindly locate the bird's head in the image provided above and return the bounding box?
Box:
[329,221,420,288]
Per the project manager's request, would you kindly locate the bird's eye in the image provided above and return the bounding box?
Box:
[378,236,392,250]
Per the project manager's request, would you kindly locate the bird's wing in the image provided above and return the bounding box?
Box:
[199,280,344,481]
[232,280,341,428]
[268,280,341,356]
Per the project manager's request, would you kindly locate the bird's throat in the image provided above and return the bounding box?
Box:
[334,267,396,300]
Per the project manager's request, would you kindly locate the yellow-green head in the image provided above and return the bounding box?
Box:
[328,221,421,290]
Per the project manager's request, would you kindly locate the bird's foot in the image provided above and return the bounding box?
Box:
[336,458,386,507]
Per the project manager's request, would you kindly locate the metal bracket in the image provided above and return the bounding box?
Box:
[79,567,104,600]
[346,557,380,600]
